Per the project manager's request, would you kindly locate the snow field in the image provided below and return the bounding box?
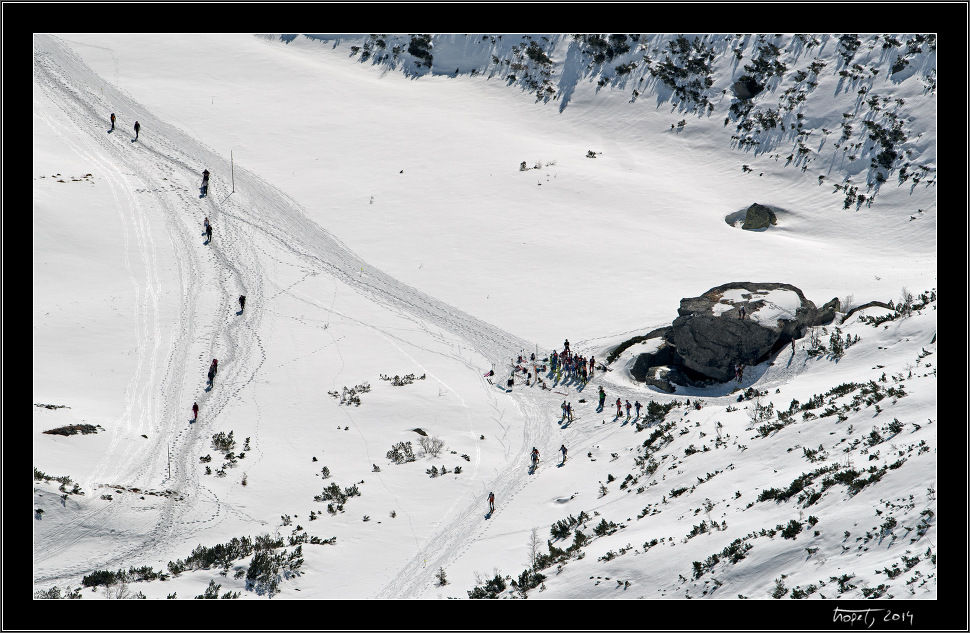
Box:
[33,33,937,605]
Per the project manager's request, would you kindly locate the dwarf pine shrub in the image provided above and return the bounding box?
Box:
[467,573,506,599]
[386,441,416,464]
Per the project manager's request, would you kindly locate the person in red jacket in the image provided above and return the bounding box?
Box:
[488,492,495,513]
[615,398,622,417]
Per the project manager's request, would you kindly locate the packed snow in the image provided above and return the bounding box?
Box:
[33,33,938,609]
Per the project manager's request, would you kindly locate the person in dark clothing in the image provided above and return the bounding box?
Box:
[560,444,567,463]
[488,492,495,513]
[205,222,212,243]
[133,120,140,140]
[192,402,199,420]
[110,113,115,130]
[201,169,210,197]
[239,295,246,312]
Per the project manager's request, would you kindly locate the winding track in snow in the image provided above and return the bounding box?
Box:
[32,34,548,592]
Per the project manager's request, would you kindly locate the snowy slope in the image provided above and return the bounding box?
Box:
[33,33,938,611]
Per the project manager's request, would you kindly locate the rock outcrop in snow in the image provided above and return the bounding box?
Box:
[630,282,818,384]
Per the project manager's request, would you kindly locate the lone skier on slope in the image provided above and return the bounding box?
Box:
[192,402,199,421]
[239,295,246,313]
[110,112,115,131]
[488,492,495,513]
[133,120,140,141]
[560,444,567,463]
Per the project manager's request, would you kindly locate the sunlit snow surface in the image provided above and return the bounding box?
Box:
[33,34,936,604]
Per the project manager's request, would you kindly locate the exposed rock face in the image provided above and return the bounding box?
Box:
[844,300,894,321]
[629,341,675,383]
[814,297,840,326]
[628,282,819,385]
[724,203,781,231]
[731,76,764,100]
[741,203,777,230]
[667,315,780,382]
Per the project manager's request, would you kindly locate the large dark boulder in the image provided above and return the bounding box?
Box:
[627,282,819,386]
[741,203,777,230]
[667,314,778,382]
[732,75,764,100]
